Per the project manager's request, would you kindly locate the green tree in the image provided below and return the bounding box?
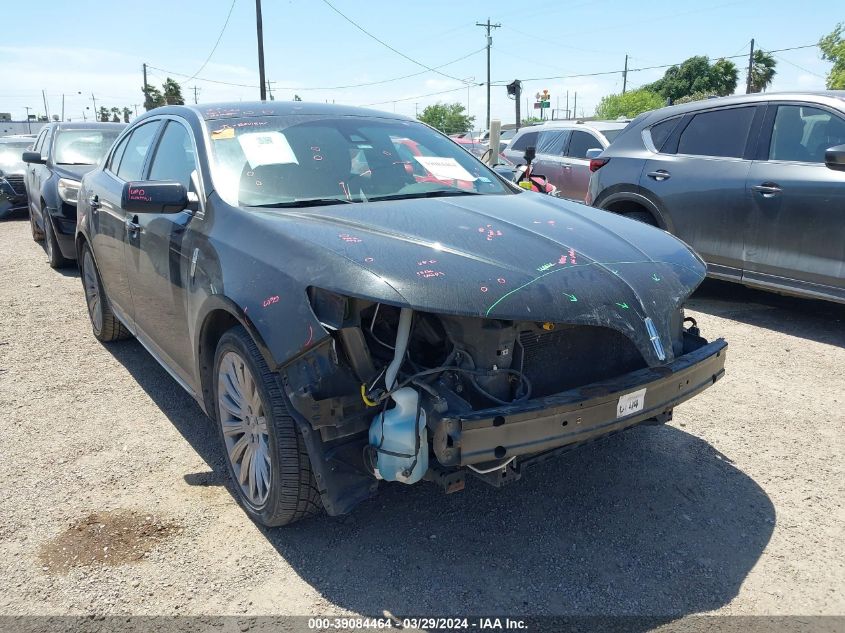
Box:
[143,83,166,111]
[595,89,664,119]
[674,90,717,105]
[293,94,302,101]
[417,102,475,135]
[644,55,739,101]
[110,107,121,122]
[748,50,777,93]
[162,78,185,105]
[122,107,132,123]
[521,116,542,125]
[819,23,845,89]
[98,106,110,122]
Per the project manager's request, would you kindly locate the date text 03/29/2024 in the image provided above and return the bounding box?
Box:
[307,617,528,630]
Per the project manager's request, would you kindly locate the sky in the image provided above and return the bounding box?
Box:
[0,0,840,129]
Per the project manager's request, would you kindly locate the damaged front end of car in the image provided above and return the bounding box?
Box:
[279,287,727,516]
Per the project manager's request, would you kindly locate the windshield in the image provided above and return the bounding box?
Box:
[0,141,31,169]
[207,115,511,207]
[53,129,122,165]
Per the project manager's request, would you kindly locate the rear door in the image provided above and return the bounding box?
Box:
[87,120,162,327]
[124,118,200,381]
[561,129,603,201]
[533,129,569,195]
[744,103,845,297]
[638,104,763,276]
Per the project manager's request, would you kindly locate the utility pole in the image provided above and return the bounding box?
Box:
[622,54,628,94]
[91,93,98,120]
[191,86,201,104]
[61,94,65,122]
[746,38,755,94]
[507,80,521,130]
[143,63,148,109]
[42,90,50,121]
[476,18,501,131]
[24,107,32,133]
[573,92,577,121]
[266,81,275,101]
[415,102,419,117]
[256,0,267,100]
[566,91,569,120]
[133,104,140,117]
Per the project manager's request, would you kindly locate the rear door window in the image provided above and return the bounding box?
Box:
[567,130,603,159]
[537,130,568,155]
[648,117,682,152]
[116,122,160,181]
[769,105,845,163]
[677,107,756,158]
[509,130,539,152]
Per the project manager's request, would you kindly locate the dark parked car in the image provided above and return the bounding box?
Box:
[504,120,628,201]
[588,91,845,304]
[77,102,726,526]
[23,122,125,267]
[0,136,35,220]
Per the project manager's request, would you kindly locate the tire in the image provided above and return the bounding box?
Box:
[214,326,322,527]
[79,243,131,342]
[29,207,44,242]
[623,210,658,227]
[43,214,71,268]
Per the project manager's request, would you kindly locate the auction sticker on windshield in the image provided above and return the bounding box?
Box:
[617,388,646,418]
[238,131,298,168]
[413,156,476,181]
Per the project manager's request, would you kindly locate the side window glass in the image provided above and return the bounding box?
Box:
[648,117,681,152]
[567,131,602,158]
[116,122,160,182]
[40,128,54,158]
[33,130,46,153]
[510,131,539,152]
[537,131,568,155]
[147,121,198,190]
[677,107,755,158]
[770,105,845,163]
[108,133,131,174]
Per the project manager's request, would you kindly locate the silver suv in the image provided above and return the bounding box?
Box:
[503,120,628,200]
[588,91,845,304]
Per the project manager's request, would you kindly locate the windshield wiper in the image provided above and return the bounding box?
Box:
[367,190,481,202]
[253,197,355,208]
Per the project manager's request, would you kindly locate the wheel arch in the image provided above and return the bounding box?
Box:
[595,190,673,232]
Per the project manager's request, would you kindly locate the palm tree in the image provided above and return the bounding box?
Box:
[749,50,777,93]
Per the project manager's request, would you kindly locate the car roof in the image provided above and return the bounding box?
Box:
[515,120,629,134]
[47,122,127,131]
[646,90,845,119]
[145,101,415,122]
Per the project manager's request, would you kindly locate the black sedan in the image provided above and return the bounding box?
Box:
[23,122,125,267]
[76,102,727,526]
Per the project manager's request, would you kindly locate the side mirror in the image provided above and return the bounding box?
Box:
[523,146,536,164]
[22,151,45,164]
[585,148,603,160]
[122,181,191,214]
[825,144,845,171]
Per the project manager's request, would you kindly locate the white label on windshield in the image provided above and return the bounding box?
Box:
[413,156,476,181]
[238,131,298,168]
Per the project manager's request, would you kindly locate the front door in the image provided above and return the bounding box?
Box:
[561,129,603,202]
[745,103,845,297]
[638,104,762,276]
[26,126,52,222]
[124,119,199,382]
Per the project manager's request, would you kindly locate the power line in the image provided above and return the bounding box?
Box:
[361,83,482,108]
[318,0,471,85]
[183,0,237,83]
[146,47,484,92]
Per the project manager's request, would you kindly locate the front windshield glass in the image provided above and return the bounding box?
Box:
[53,129,122,165]
[207,115,512,208]
[0,141,31,169]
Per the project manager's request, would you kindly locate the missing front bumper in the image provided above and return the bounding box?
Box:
[433,338,727,467]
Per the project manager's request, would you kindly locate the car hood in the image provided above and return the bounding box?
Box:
[53,163,97,180]
[254,193,706,365]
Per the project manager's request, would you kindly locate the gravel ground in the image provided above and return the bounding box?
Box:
[0,215,843,620]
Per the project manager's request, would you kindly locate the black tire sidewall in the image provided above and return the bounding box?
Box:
[213,328,290,526]
[80,244,105,339]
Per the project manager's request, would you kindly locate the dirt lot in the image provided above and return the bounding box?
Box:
[0,215,843,621]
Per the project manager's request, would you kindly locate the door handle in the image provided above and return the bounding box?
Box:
[89,195,101,209]
[647,170,670,181]
[752,182,782,197]
[125,215,140,236]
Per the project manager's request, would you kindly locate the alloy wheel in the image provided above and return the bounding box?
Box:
[82,251,103,333]
[217,351,271,507]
